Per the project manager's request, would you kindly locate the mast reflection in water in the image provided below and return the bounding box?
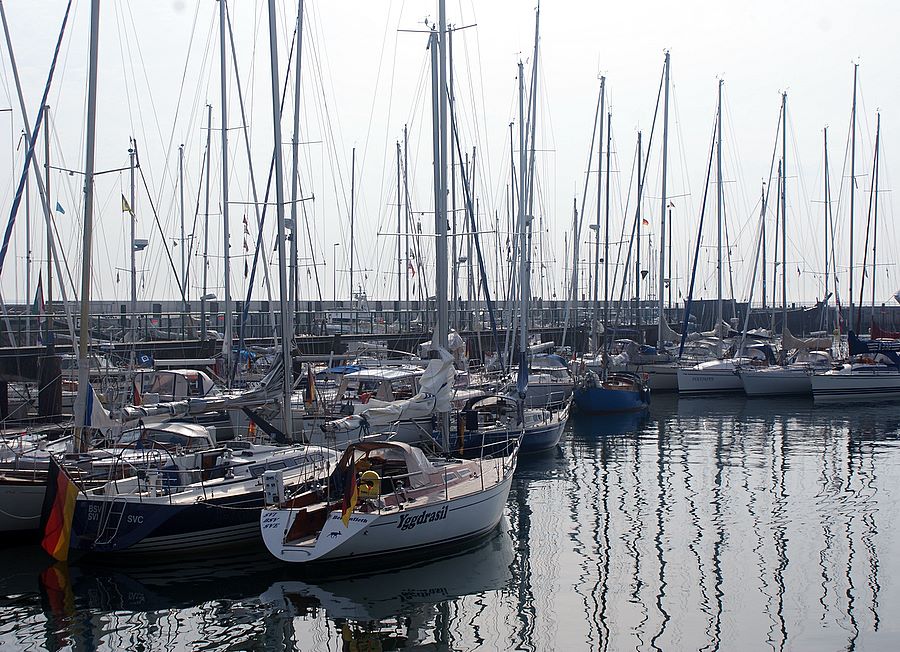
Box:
[2,396,900,650]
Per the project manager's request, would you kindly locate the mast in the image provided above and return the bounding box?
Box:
[468,150,476,305]
[266,0,293,440]
[823,127,829,332]
[289,0,305,318]
[716,79,724,328]
[590,76,606,350]
[403,125,410,305]
[871,112,881,316]
[523,2,540,334]
[570,197,576,306]
[44,105,52,337]
[429,0,450,450]
[349,146,355,304]
[219,0,233,382]
[74,0,100,452]
[635,131,642,334]
[517,59,529,398]
[178,143,186,312]
[772,161,781,330]
[437,0,449,355]
[759,182,767,314]
[24,140,30,346]
[397,140,402,308]
[848,63,858,330]
[781,92,787,338]
[762,171,767,311]
[604,110,612,330]
[667,202,673,310]
[201,104,211,340]
[129,141,137,338]
[449,23,458,330]
[657,51,670,346]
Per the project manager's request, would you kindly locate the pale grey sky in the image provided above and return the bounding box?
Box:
[0,0,896,308]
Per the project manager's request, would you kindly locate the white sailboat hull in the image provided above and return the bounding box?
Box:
[811,369,900,403]
[613,363,678,391]
[677,366,744,395]
[740,367,812,397]
[261,461,515,565]
[0,481,45,533]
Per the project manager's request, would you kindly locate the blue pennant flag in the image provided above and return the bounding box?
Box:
[55,202,65,214]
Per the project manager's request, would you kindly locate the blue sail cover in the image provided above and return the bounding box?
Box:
[516,352,529,398]
[849,330,900,366]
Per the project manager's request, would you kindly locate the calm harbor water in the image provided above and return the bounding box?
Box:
[2,394,900,651]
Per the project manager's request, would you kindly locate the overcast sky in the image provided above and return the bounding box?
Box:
[0,0,896,310]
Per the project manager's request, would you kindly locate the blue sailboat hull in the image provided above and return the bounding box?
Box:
[573,386,649,414]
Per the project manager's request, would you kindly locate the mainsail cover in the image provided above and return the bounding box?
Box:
[782,327,832,351]
[322,350,455,434]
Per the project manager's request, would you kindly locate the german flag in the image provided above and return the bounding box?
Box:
[340,463,358,527]
[40,457,79,561]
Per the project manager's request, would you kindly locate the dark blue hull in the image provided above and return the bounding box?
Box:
[434,420,565,458]
[70,491,265,554]
[518,422,565,454]
[573,386,649,414]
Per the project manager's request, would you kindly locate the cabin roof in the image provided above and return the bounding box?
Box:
[343,367,420,381]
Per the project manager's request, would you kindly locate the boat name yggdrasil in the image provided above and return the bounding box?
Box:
[397,505,449,531]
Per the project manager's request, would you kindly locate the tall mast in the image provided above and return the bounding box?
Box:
[523,2,540,328]
[667,202,673,310]
[848,63,858,330]
[657,51,670,346]
[635,131,642,334]
[870,112,881,314]
[288,0,305,317]
[428,0,449,449]
[823,127,829,332]
[349,146,355,304]
[266,0,293,440]
[517,59,528,391]
[178,143,186,311]
[403,125,410,304]
[716,79,724,328]
[449,23,458,330]
[397,141,402,307]
[590,76,606,347]
[219,0,233,381]
[438,1,449,350]
[569,198,576,303]
[761,171,767,312]
[604,111,612,330]
[24,139,30,346]
[759,182,767,314]
[74,0,101,451]
[44,105,52,330]
[772,161,781,329]
[781,92,787,338]
[201,104,211,341]
[129,140,137,338]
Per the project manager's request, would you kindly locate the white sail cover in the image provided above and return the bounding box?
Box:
[783,327,832,351]
[323,350,455,433]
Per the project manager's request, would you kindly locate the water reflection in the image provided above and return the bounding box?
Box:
[2,396,900,650]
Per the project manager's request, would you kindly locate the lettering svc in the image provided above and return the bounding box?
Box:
[397,505,449,531]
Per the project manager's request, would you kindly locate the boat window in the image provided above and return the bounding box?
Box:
[147,373,177,399]
[391,379,416,400]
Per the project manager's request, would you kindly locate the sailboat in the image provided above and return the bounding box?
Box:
[812,109,892,403]
[677,80,748,395]
[574,57,668,413]
[259,2,519,567]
